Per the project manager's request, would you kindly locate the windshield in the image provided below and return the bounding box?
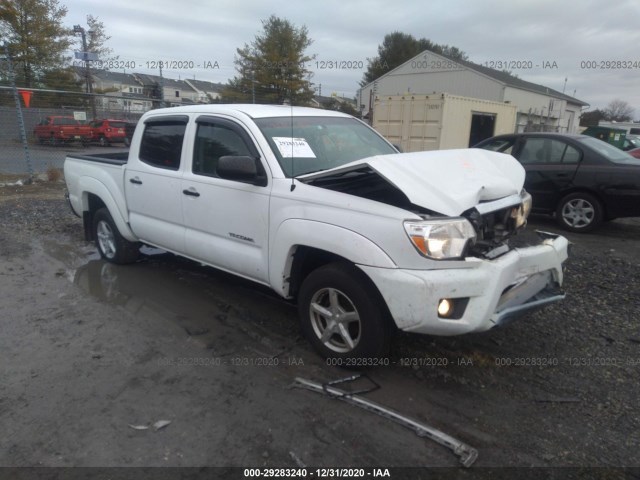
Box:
[254,116,397,177]
[578,136,640,165]
[627,135,640,148]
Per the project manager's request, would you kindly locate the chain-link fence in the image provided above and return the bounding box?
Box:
[0,87,146,176]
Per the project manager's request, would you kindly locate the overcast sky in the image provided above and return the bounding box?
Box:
[63,0,640,116]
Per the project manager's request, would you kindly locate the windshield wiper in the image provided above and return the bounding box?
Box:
[296,168,372,181]
[294,168,328,177]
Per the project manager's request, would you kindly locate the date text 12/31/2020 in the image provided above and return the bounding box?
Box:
[72,60,221,70]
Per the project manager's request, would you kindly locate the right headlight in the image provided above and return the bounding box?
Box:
[511,190,532,229]
[404,218,476,260]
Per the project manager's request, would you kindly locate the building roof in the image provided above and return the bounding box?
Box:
[314,95,357,107]
[134,73,196,91]
[362,50,588,107]
[186,79,225,93]
[452,57,588,106]
[88,69,139,85]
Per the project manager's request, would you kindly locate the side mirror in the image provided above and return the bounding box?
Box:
[392,143,403,153]
[217,156,266,186]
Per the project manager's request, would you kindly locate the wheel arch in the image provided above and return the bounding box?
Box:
[78,177,136,242]
[269,219,396,299]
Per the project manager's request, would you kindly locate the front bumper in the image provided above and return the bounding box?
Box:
[358,231,569,336]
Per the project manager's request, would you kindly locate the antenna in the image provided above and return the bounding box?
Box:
[288,67,296,191]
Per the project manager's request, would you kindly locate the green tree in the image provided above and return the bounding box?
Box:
[322,97,358,116]
[580,109,605,127]
[0,0,72,87]
[361,32,468,86]
[37,67,85,106]
[222,15,315,105]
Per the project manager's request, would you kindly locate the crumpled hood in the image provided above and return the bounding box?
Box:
[298,149,525,216]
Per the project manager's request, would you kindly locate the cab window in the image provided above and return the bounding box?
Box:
[139,118,187,170]
[193,123,252,177]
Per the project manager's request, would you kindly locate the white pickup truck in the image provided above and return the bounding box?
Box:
[64,105,569,360]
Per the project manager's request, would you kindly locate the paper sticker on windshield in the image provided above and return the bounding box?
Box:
[272,137,316,158]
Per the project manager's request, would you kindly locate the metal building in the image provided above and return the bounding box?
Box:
[358,50,588,135]
[374,93,517,152]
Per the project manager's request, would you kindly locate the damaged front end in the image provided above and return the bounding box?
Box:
[298,152,568,334]
[462,190,533,260]
[402,191,534,261]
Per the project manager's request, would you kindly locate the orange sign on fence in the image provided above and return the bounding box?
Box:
[18,90,32,108]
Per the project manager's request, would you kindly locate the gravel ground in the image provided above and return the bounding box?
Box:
[1,176,639,476]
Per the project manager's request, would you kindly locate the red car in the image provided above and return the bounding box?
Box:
[34,116,92,145]
[89,119,129,146]
[629,147,640,159]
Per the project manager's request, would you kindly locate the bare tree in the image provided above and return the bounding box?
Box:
[83,14,117,64]
[602,99,635,122]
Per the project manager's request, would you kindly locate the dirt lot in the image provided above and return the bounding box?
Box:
[1,176,639,476]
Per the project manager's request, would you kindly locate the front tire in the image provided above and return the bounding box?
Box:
[556,192,603,233]
[92,208,140,264]
[298,263,392,361]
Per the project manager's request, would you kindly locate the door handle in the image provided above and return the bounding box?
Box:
[182,188,200,197]
[129,177,142,185]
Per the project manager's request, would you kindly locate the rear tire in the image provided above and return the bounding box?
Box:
[92,208,140,264]
[98,136,109,147]
[556,192,603,233]
[298,262,392,362]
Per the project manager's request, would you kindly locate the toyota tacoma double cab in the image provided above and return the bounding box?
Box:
[64,105,569,360]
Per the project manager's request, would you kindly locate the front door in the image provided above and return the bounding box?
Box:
[181,116,271,283]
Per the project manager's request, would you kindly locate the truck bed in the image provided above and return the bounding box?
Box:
[66,151,129,165]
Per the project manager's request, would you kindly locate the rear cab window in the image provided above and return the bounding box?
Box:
[139,115,189,170]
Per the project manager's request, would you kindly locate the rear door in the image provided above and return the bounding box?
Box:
[181,116,271,283]
[513,136,581,212]
[124,115,189,253]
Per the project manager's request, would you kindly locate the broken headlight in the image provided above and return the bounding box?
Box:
[511,190,532,229]
[404,218,476,260]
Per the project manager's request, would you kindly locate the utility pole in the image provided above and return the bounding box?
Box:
[159,62,165,108]
[251,69,255,104]
[73,25,97,120]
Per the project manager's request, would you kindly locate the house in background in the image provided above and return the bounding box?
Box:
[77,69,152,115]
[311,94,357,110]
[357,50,589,134]
[185,79,225,103]
[134,74,198,107]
